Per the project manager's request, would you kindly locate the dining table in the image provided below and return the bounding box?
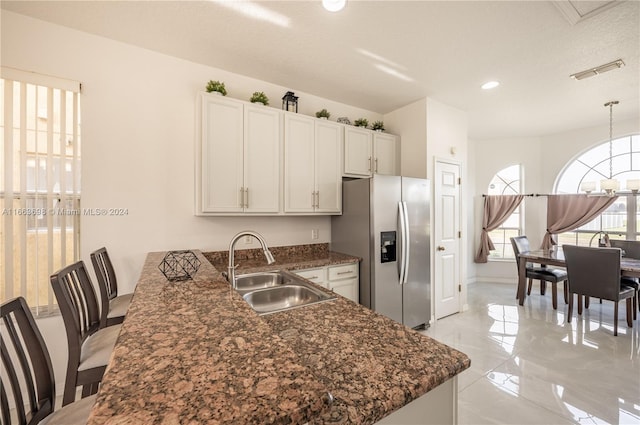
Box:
[516,246,640,305]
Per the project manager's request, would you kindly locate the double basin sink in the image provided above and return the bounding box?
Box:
[234,270,336,315]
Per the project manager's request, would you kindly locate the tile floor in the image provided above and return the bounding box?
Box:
[423,282,640,425]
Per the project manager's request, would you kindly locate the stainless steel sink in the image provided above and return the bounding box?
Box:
[234,272,290,293]
[235,271,335,315]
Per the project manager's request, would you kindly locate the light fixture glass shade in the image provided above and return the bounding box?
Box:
[580,181,596,193]
[626,179,640,192]
[600,178,620,193]
[322,0,346,12]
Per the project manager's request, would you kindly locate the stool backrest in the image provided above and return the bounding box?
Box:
[50,260,102,369]
[1,297,55,425]
[90,247,119,326]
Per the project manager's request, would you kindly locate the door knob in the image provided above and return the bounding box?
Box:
[437,246,446,251]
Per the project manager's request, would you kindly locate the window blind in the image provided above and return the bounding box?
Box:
[1,68,81,316]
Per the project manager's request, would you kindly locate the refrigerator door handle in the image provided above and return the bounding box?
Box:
[398,201,407,285]
[402,201,410,285]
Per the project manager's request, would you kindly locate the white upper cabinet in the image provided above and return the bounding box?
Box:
[344,126,399,177]
[243,104,282,213]
[197,93,281,215]
[373,132,398,176]
[284,114,342,214]
[314,120,342,213]
[284,114,315,213]
[344,126,373,177]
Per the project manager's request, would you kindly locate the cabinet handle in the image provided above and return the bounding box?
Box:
[337,270,353,275]
[368,157,372,172]
[375,158,379,173]
[240,187,245,208]
[309,276,319,280]
[437,246,446,251]
[316,191,320,209]
[245,188,249,209]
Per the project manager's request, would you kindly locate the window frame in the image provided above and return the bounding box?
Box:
[487,164,523,260]
[1,69,81,316]
[555,134,640,244]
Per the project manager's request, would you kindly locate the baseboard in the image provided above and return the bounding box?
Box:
[468,277,517,285]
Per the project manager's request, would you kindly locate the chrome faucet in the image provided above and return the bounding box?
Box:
[228,231,275,289]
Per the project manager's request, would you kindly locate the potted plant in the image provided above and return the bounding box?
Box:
[250,91,269,105]
[205,80,227,96]
[354,118,368,128]
[371,121,385,132]
[315,109,331,119]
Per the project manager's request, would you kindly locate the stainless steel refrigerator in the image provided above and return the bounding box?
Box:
[331,175,430,329]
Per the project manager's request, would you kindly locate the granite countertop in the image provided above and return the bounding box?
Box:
[88,245,470,424]
[204,243,360,274]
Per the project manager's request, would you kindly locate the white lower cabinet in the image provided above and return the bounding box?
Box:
[294,263,359,303]
[294,267,327,288]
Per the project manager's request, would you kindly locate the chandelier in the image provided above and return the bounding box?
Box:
[580,100,639,195]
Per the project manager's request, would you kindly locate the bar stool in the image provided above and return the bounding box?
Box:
[90,247,133,327]
[50,260,121,406]
[1,297,97,425]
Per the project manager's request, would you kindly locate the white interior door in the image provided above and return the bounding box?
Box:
[434,160,461,319]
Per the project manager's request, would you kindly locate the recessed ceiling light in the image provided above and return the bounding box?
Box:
[323,0,346,12]
[481,81,500,90]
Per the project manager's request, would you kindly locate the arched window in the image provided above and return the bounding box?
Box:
[555,134,640,245]
[487,164,522,259]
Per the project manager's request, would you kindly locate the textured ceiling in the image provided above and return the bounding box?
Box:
[2,0,638,139]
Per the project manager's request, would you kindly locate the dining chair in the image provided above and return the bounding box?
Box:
[563,245,635,336]
[50,260,122,406]
[90,247,133,327]
[609,239,640,314]
[510,236,568,309]
[1,297,97,425]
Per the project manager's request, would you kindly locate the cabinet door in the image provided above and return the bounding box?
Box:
[373,133,398,176]
[244,105,282,213]
[344,127,373,177]
[201,95,244,213]
[315,121,342,214]
[330,277,359,303]
[284,114,315,212]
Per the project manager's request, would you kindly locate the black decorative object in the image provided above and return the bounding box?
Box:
[282,91,299,113]
[158,250,201,281]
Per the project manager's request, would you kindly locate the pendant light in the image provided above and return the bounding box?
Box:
[600,100,619,195]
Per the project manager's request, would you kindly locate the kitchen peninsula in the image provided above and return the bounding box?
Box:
[88,248,470,424]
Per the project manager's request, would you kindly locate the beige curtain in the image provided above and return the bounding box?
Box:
[475,195,525,263]
[541,194,618,249]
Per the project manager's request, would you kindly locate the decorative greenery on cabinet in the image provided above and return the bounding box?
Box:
[205,80,227,96]
[250,91,269,105]
[354,118,369,128]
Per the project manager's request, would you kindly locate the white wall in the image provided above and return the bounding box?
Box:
[426,97,468,175]
[384,98,427,178]
[425,98,469,312]
[470,118,640,283]
[1,10,383,394]
[2,10,383,291]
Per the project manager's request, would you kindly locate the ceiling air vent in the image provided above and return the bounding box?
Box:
[570,59,625,80]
